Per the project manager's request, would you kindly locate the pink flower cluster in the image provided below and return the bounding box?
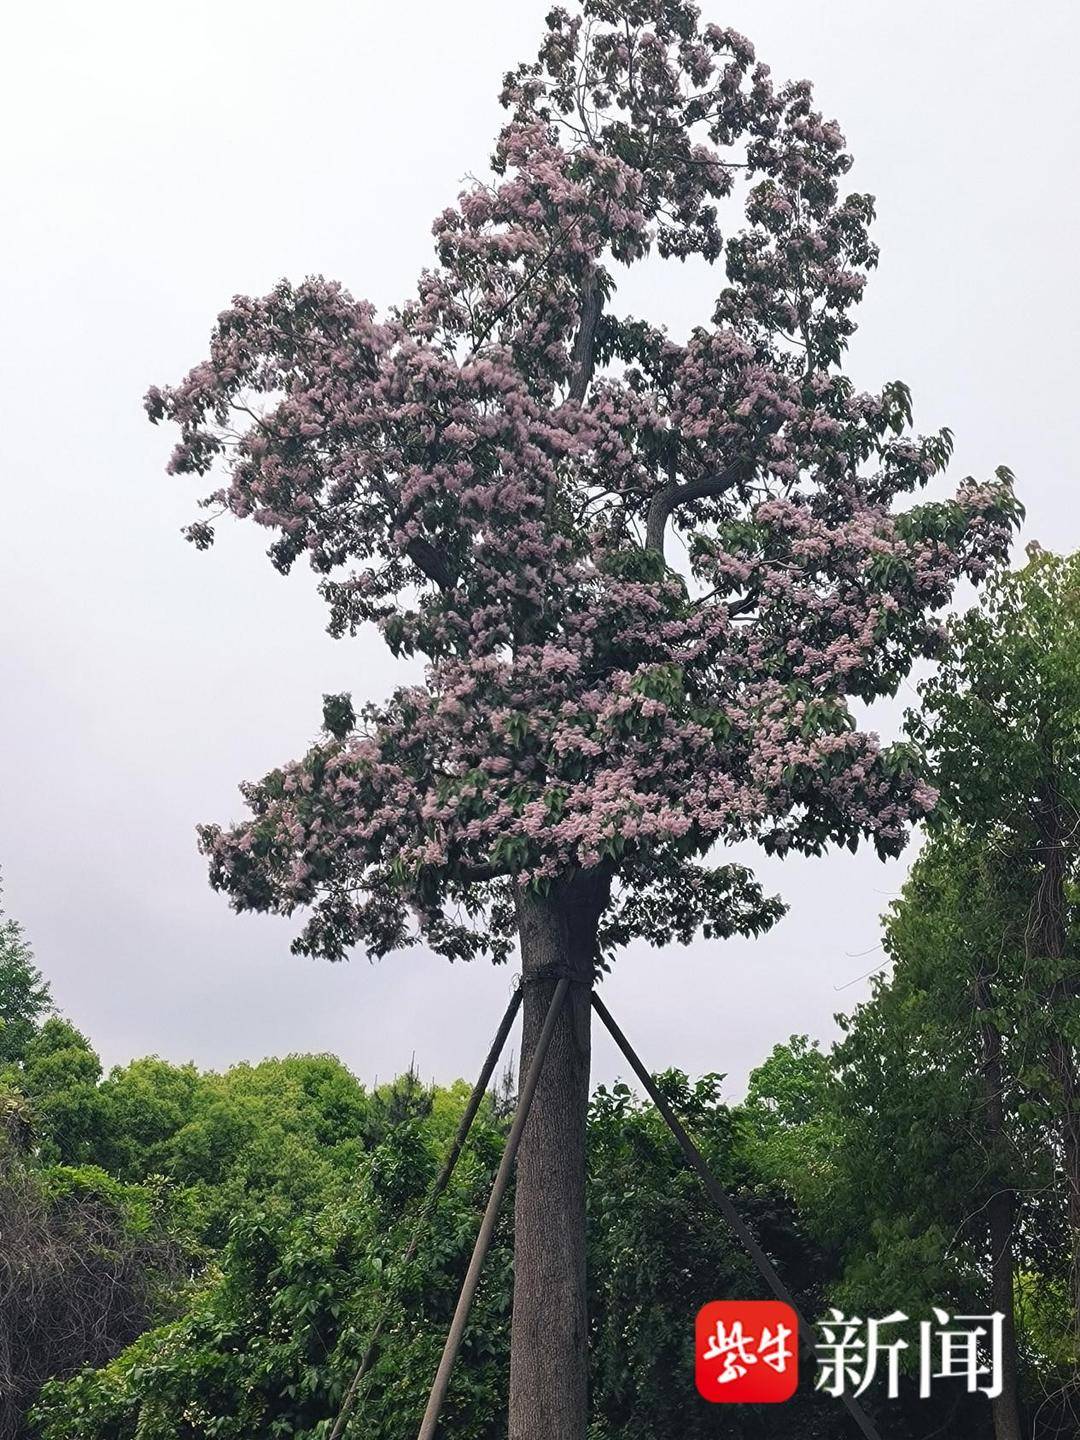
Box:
[150,0,1021,963]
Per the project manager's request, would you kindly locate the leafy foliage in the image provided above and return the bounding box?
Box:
[35,1066,845,1440]
[0,886,51,1066]
[0,1157,185,1440]
[147,0,1019,965]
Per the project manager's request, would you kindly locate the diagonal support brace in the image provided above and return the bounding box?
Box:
[329,985,523,1440]
[416,975,572,1440]
[591,991,884,1440]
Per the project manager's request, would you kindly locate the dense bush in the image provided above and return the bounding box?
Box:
[35,1069,844,1440]
[0,1160,184,1440]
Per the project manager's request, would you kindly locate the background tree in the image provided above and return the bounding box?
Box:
[0,895,185,1440]
[831,835,1064,1440]
[0,882,51,1066]
[37,1040,1039,1440]
[909,549,1080,1402]
[731,828,1077,1440]
[741,1024,1043,1439]
[14,861,1075,1439]
[33,1080,513,1440]
[585,1070,841,1440]
[33,1069,849,1440]
[145,2,1019,1432]
[90,1054,373,1244]
[17,1018,107,1166]
[0,1159,184,1440]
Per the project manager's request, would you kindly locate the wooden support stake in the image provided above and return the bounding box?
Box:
[329,985,523,1440]
[416,975,571,1440]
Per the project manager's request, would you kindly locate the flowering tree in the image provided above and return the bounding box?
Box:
[146,3,1020,1434]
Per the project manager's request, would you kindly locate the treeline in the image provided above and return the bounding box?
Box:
[1,552,1076,1438]
[0,928,1009,1440]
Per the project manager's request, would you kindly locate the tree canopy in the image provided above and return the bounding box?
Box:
[0,885,51,1066]
[146,0,1020,967]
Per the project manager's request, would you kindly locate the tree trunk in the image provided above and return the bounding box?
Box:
[987,1189,1023,1440]
[975,970,1024,1440]
[1048,1029,1080,1346]
[509,870,609,1440]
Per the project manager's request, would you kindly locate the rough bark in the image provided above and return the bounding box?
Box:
[974,969,1024,1440]
[509,870,609,1440]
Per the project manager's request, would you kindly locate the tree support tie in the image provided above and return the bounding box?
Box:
[590,991,883,1440]
[328,984,523,1440]
[517,961,589,987]
[416,975,572,1440]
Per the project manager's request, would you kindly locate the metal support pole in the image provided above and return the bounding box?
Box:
[416,975,571,1440]
[329,985,523,1440]
[591,991,883,1440]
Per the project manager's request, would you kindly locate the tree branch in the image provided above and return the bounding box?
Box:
[567,268,603,405]
[405,536,455,591]
[645,416,782,557]
[544,269,604,528]
[405,269,603,584]
[365,475,455,592]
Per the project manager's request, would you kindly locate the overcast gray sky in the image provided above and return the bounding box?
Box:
[2,1,1077,1097]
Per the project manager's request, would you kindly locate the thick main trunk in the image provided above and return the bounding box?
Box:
[509,871,609,1440]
